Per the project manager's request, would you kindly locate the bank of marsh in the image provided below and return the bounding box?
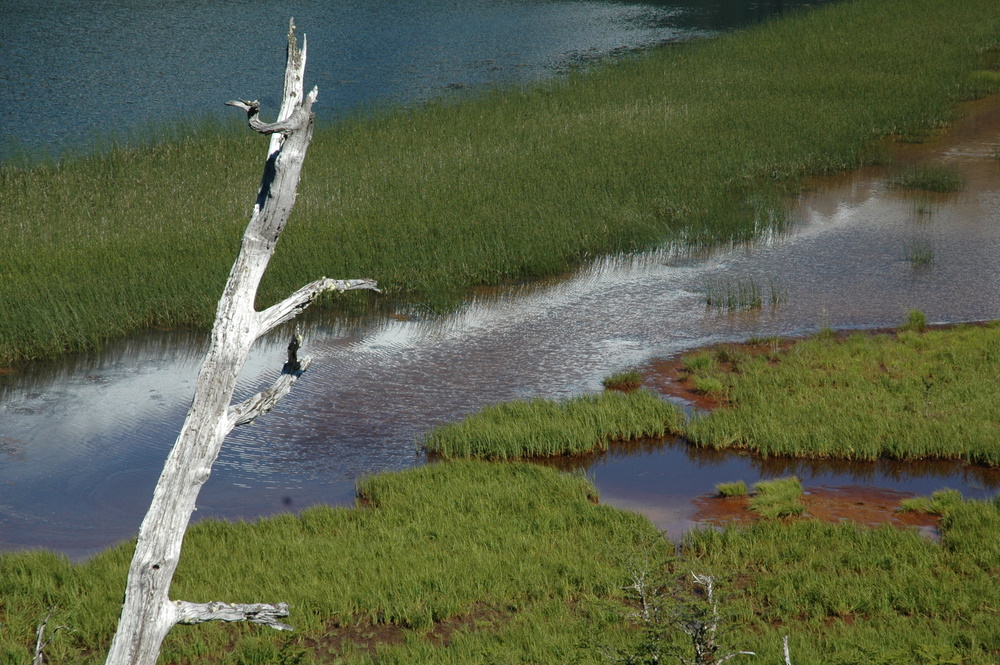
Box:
[2,0,999,365]
[2,460,1000,663]
[424,390,684,459]
[685,320,1000,465]
[428,317,1000,468]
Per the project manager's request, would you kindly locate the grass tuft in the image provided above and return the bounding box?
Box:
[899,488,964,515]
[692,376,725,395]
[748,476,806,518]
[904,238,935,267]
[902,308,928,332]
[602,369,643,392]
[886,164,965,192]
[715,480,749,498]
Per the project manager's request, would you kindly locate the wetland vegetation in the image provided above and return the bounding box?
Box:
[429,314,1000,468]
[886,164,967,193]
[2,0,999,365]
[4,0,1000,662]
[423,389,683,459]
[5,461,1000,663]
[684,319,1000,465]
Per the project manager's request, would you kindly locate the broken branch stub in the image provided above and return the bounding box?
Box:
[104,19,378,665]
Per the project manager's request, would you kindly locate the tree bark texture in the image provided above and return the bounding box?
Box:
[104,20,377,665]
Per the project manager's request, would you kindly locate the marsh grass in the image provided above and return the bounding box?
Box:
[0,461,662,664]
[681,351,716,373]
[423,390,684,459]
[899,488,964,515]
[904,238,935,267]
[602,369,643,391]
[4,455,1000,663]
[2,0,999,365]
[902,308,929,332]
[704,277,762,311]
[886,164,966,192]
[686,319,1000,465]
[715,480,748,498]
[681,493,1000,663]
[692,375,725,395]
[910,193,938,218]
[704,275,787,311]
[748,476,805,518]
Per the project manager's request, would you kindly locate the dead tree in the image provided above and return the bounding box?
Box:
[104,20,378,665]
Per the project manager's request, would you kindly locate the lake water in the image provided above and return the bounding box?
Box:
[1,0,831,162]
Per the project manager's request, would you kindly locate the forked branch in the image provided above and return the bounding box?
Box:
[257,277,380,337]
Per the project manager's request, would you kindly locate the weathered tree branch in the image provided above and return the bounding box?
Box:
[174,601,293,631]
[225,98,312,136]
[105,20,377,665]
[227,337,313,429]
[257,277,379,337]
[33,608,71,665]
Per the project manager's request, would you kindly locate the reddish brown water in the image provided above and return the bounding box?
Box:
[2,97,999,560]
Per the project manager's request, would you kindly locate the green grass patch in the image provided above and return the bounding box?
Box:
[2,0,1000,365]
[685,319,1000,465]
[4,462,1000,663]
[692,375,725,395]
[902,307,929,332]
[679,493,1000,664]
[900,488,964,515]
[886,164,966,192]
[602,369,643,391]
[748,476,806,518]
[423,389,684,459]
[715,480,749,498]
[681,351,716,373]
[0,461,664,664]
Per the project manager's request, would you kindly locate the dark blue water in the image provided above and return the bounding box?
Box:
[0,0,832,162]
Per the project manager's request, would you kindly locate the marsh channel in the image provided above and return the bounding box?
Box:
[3,1,1000,560]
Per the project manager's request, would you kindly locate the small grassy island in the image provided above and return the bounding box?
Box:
[3,0,1000,662]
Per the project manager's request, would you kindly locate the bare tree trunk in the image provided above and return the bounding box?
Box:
[105,20,377,665]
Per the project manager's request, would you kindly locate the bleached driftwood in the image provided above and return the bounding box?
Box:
[174,601,292,630]
[104,20,378,665]
[33,608,71,665]
[682,574,755,665]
